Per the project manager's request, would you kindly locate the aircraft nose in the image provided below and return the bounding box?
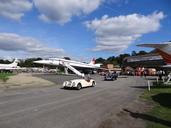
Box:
[34,60,43,64]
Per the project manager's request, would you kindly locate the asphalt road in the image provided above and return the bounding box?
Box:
[0,74,147,128]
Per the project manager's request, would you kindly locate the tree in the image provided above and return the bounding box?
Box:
[106,56,118,65]
[64,57,71,60]
[95,57,106,64]
[0,59,10,64]
[107,56,115,62]
[136,50,148,55]
[19,58,42,67]
[116,53,130,67]
[131,51,137,56]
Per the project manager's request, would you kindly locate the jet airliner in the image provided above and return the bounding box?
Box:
[34,58,102,77]
[0,59,20,70]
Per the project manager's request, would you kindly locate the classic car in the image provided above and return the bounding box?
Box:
[63,78,96,90]
[104,72,118,81]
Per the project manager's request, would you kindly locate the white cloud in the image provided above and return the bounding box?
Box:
[85,12,165,53]
[0,0,33,21]
[33,0,103,24]
[0,33,64,57]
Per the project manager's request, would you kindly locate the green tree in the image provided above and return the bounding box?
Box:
[95,57,106,64]
[106,56,118,65]
[19,58,42,67]
[0,59,10,64]
[64,57,71,60]
[136,50,148,55]
[131,51,137,56]
[116,54,130,67]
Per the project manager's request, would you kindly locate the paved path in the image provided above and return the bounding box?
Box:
[0,75,147,128]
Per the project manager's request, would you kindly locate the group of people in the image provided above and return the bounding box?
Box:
[131,67,166,80]
[135,67,147,77]
[157,70,166,80]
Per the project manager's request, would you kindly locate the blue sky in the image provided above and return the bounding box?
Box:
[0,0,170,61]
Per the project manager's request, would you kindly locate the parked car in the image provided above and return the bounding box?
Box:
[63,78,96,90]
[99,71,106,76]
[104,72,118,81]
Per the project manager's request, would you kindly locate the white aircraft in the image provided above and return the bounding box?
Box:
[0,59,20,70]
[137,41,171,67]
[34,58,101,77]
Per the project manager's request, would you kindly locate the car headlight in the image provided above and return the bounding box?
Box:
[72,82,75,86]
[63,82,66,86]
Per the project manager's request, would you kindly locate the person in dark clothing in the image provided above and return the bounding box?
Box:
[158,70,163,80]
[144,70,147,77]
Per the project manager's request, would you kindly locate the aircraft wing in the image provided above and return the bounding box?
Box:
[71,64,100,69]
[137,43,168,49]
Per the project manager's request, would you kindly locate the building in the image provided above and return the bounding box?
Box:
[102,64,122,72]
[123,53,165,69]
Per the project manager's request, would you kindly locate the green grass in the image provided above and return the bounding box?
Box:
[142,83,171,128]
[0,72,14,82]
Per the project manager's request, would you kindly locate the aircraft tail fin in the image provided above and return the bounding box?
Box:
[89,58,96,65]
[11,59,19,67]
[157,49,171,64]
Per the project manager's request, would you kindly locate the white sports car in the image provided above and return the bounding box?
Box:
[63,78,96,90]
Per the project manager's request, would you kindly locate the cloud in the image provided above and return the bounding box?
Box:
[0,33,64,57]
[0,0,33,21]
[33,0,103,24]
[85,12,165,53]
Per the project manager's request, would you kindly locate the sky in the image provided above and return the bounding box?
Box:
[0,0,170,61]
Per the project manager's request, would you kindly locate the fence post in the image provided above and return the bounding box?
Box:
[148,80,150,91]
[156,77,158,83]
[162,77,165,83]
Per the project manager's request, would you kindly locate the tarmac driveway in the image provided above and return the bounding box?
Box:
[0,75,147,128]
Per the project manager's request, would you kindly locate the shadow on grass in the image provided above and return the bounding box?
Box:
[123,109,171,127]
[152,93,171,108]
[130,85,171,89]
[145,77,158,80]
[130,86,148,89]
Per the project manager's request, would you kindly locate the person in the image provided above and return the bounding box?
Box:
[85,74,91,82]
[144,70,147,77]
[158,70,163,80]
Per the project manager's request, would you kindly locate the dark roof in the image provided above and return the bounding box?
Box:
[124,53,162,63]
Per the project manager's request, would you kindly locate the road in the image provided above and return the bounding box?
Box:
[0,75,147,128]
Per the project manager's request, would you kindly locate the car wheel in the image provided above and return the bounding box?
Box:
[77,83,82,90]
[92,81,95,87]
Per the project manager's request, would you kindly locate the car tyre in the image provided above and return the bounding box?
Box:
[92,81,95,87]
[77,83,82,90]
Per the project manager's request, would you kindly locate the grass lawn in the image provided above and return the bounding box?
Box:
[142,83,171,128]
[0,72,14,82]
